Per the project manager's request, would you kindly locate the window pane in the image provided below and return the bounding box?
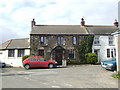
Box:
[38,57,44,61]
[109,37,113,45]
[38,50,44,57]
[29,57,36,61]
[111,49,114,58]
[73,36,77,45]
[57,36,64,45]
[107,49,110,58]
[69,49,75,59]
[18,49,24,57]
[40,36,47,45]
[41,36,44,42]
[94,37,100,45]
[114,49,116,57]
[8,50,15,57]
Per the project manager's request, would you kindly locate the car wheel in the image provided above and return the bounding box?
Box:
[48,64,54,68]
[24,64,30,70]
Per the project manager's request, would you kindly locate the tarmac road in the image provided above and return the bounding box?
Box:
[1,65,118,88]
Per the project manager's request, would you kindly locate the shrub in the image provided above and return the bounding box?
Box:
[85,53,97,64]
[22,55,34,62]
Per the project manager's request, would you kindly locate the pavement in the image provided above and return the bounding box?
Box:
[0,65,118,88]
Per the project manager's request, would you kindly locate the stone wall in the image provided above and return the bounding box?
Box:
[30,34,86,60]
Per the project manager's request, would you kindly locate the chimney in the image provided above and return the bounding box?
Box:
[31,18,36,27]
[114,19,119,27]
[81,18,85,26]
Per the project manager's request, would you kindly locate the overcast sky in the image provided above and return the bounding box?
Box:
[0,0,119,44]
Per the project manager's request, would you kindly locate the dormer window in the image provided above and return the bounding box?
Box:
[94,36,100,45]
[109,36,114,45]
[40,36,47,45]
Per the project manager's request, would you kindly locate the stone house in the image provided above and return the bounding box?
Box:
[30,19,118,65]
[30,19,89,65]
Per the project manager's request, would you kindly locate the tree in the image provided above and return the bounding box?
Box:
[75,35,94,62]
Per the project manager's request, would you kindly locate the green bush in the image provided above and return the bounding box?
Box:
[22,55,34,62]
[85,53,97,64]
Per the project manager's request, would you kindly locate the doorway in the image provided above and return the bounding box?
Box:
[94,49,100,62]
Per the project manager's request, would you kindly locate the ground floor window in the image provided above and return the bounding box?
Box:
[18,49,25,57]
[8,49,15,57]
[38,50,44,57]
[107,48,116,58]
[68,49,75,59]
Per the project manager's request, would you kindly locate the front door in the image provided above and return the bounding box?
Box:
[94,49,100,62]
[55,50,63,65]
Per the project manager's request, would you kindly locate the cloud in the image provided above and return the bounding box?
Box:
[0,0,119,43]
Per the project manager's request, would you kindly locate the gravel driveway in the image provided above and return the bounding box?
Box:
[1,65,118,88]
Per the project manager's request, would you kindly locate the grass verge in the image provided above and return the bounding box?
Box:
[112,71,120,79]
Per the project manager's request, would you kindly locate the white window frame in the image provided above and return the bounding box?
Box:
[94,36,100,45]
[17,49,25,57]
[107,48,116,58]
[108,36,114,45]
[73,36,77,45]
[8,49,15,57]
[40,36,47,45]
[57,36,64,45]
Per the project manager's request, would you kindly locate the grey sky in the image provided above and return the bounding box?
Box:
[0,0,119,44]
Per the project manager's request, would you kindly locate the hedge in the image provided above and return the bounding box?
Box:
[22,55,34,62]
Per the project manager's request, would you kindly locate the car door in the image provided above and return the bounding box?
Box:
[37,56,48,67]
[28,57,38,67]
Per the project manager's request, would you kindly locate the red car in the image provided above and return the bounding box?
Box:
[23,56,58,69]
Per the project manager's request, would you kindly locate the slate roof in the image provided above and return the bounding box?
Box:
[30,25,118,35]
[85,25,119,35]
[0,38,30,50]
[30,25,88,35]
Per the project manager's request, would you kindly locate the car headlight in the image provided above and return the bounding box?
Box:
[107,64,113,66]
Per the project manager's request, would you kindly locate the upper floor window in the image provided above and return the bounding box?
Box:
[94,37,100,45]
[57,36,64,45]
[109,36,114,45]
[73,36,78,45]
[40,36,47,45]
[8,49,15,57]
[18,49,25,57]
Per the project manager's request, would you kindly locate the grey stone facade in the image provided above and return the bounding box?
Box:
[30,34,86,65]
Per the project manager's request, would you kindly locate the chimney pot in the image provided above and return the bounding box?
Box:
[114,19,118,27]
[31,18,36,27]
[81,18,85,26]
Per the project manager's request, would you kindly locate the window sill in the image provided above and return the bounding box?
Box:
[109,44,115,46]
[8,57,15,59]
[94,44,101,46]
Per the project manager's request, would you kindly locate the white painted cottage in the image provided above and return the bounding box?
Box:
[87,25,118,62]
[0,38,30,67]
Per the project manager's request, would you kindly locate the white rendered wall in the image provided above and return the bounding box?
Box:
[0,49,30,67]
[92,36,116,62]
